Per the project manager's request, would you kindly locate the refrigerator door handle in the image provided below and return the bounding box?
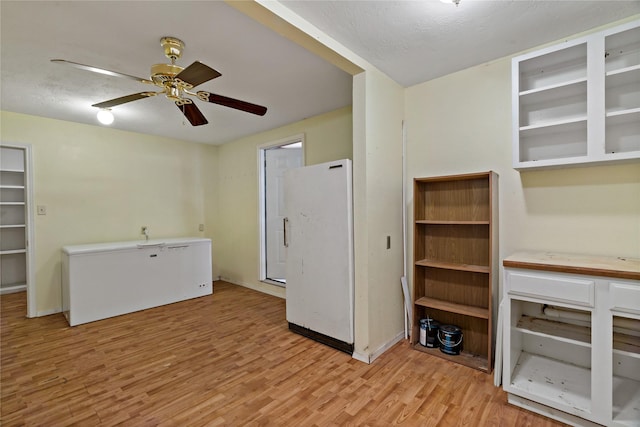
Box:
[283,217,289,247]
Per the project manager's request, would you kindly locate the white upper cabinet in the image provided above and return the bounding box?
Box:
[512,20,640,170]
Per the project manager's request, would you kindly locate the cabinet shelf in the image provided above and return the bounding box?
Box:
[519,77,587,96]
[606,107,640,119]
[415,220,489,225]
[415,297,489,319]
[415,258,490,274]
[515,315,590,348]
[0,202,25,206]
[519,116,587,133]
[0,224,26,229]
[510,351,591,414]
[0,185,25,189]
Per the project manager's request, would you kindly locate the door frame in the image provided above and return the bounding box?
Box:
[1,142,36,317]
[257,134,305,286]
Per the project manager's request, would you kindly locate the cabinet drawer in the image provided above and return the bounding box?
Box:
[506,270,595,307]
[610,282,640,315]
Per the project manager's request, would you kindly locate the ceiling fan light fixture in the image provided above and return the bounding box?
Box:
[97,109,114,125]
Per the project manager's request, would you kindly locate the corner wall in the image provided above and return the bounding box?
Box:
[352,69,406,361]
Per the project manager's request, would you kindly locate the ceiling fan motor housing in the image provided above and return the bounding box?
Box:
[151,63,184,86]
[160,37,184,61]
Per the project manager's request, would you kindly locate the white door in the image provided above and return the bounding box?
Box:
[284,159,354,344]
[265,146,302,282]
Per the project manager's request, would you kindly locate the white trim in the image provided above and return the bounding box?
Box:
[370,330,405,363]
[257,134,305,283]
[0,142,36,318]
[352,351,370,364]
[220,276,285,299]
[262,278,285,288]
[36,307,62,317]
[352,330,405,364]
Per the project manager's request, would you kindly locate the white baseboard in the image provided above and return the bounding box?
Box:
[352,330,405,364]
[220,277,285,299]
[35,307,62,317]
[352,351,370,364]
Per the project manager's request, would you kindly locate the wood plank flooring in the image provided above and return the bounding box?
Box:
[1,281,565,426]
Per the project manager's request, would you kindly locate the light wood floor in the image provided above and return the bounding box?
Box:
[1,281,565,426]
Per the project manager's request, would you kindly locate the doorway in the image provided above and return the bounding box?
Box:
[258,135,303,286]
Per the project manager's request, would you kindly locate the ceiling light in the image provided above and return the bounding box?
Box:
[440,0,461,5]
[96,109,114,125]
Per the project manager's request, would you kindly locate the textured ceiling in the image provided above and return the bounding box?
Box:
[281,0,640,87]
[1,1,638,145]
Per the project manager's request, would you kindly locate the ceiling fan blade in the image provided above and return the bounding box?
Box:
[92,92,158,109]
[197,91,267,116]
[177,101,208,126]
[51,59,154,85]
[175,61,221,88]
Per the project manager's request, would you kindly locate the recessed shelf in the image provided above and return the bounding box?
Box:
[0,249,27,255]
[0,185,25,189]
[0,202,25,206]
[0,224,26,229]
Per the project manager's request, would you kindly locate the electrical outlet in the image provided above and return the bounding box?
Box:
[37,205,46,215]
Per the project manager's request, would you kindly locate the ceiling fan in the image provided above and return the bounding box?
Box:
[51,37,267,126]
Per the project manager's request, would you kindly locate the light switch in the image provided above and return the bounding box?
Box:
[37,205,46,215]
[199,224,204,231]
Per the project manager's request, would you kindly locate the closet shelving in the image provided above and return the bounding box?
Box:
[512,19,640,169]
[0,149,28,294]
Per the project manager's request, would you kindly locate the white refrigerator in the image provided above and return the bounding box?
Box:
[284,159,354,354]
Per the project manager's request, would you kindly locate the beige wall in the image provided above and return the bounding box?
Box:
[1,111,217,315]
[214,106,353,298]
[352,69,406,360]
[404,46,640,302]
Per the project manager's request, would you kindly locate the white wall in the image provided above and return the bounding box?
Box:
[1,111,217,315]
[214,106,353,298]
[404,44,640,304]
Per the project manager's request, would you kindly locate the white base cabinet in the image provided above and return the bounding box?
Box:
[62,238,212,326]
[503,252,640,427]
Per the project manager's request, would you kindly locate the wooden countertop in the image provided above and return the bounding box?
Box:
[503,251,640,281]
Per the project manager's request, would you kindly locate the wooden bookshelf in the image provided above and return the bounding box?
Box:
[412,172,498,373]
